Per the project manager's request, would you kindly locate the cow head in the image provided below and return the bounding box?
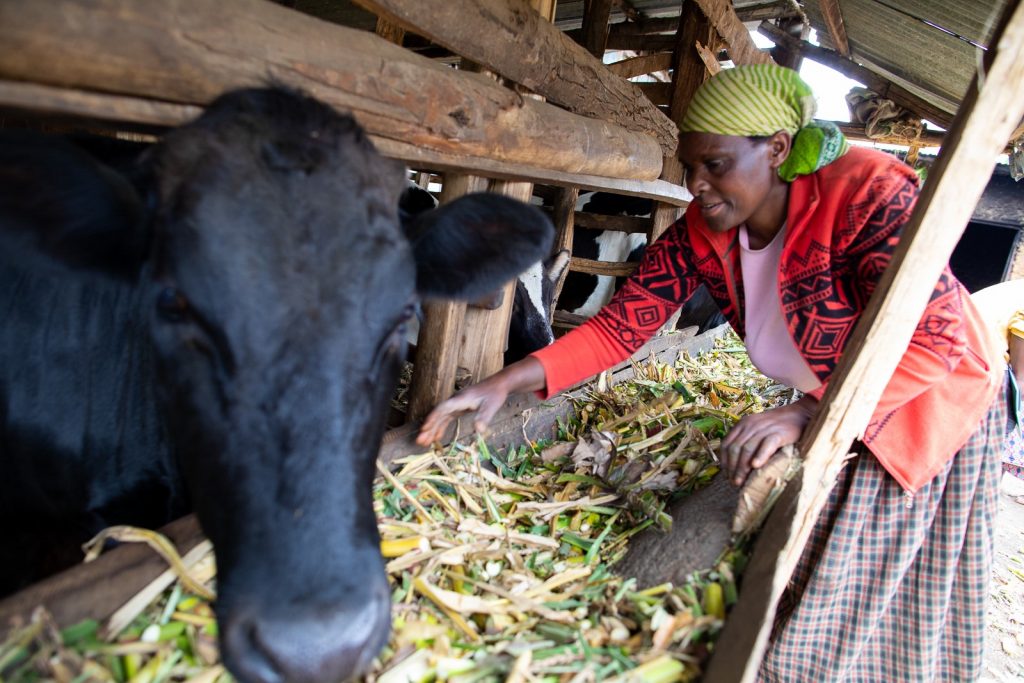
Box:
[145,88,552,683]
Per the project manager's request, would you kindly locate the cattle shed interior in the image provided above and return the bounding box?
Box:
[1,0,1023,680]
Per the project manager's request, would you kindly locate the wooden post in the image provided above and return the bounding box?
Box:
[581,0,613,58]
[769,17,805,70]
[407,174,488,421]
[704,2,1024,680]
[649,0,721,242]
[455,0,553,380]
[550,186,579,309]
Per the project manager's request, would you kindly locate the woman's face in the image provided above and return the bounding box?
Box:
[679,131,790,234]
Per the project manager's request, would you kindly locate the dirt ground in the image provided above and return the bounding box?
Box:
[982,474,1024,682]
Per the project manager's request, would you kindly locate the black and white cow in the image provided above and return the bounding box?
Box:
[400,185,570,365]
[0,88,553,683]
[558,192,727,335]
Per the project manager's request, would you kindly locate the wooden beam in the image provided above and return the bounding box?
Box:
[574,211,652,234]
[606,52,673,79]
[650,0,717,243]
[705,2,1024,680]
[836,122,945,148]
[0,0,664,181]
[0,79,688,204]
[352,0,678,155]
[581,0,614,57]
[769,17,805,71]
[375,15,406,44]
[758,22,953,129]
[550,187,580,309]
[695,40,723,76]
[691,0,774,66]
[602,33,679,52]
[372,135,692,205]
[637,81,673,106]
[607,16,679,37]
[0,517,206,630]
[569,257,638,277]
[818,0,851,57]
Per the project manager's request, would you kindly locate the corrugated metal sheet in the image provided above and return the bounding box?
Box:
[803,0,1008,118]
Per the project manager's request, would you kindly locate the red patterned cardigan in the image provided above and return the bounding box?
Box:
[532,147,1000,492]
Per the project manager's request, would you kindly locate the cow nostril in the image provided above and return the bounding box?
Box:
[220,593,391,683]
[221,615,283,683]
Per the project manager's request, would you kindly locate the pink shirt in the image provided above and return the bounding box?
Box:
[739,224,822,393]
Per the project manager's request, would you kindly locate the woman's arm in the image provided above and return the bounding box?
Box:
[416,357,546,445]
[720,395,818,485]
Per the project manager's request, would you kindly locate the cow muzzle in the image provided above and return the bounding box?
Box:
[219,581,391,683]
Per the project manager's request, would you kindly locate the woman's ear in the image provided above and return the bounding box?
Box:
[768,130,793,170]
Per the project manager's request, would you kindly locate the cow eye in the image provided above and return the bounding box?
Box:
[156,287,190,322]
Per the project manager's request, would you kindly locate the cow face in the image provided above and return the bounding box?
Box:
[145,89,552,683]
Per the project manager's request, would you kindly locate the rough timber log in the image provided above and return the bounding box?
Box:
[352,0,678,155]
[0,0,662,181]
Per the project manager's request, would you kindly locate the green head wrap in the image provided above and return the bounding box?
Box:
[679,64,849,182]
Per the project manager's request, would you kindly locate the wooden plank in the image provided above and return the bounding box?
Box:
[375,15,406,44]
[0,0,663,181]
[637,82,673,106]
[550,187,580,308]
[573,211,652,234]
[836,122,944,148]
[372,135,691,205]
[581,0,614,57]
[705,2,1024,680]
[758,21,953,128]
[569,256,638,277]
[351,0,678,155]
[695,40,723,76]
[650,0,716,242]
[691,0,775,66]
[0,516,205,629]
[603,33,679,52]
[457,180,534,380]
[552,309,590,328]
[818,0,851,57]
[607,16,679,36]
[606,52,673,79]
[768,17,805,71]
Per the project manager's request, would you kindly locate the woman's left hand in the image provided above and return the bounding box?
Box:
[720,396,818,486]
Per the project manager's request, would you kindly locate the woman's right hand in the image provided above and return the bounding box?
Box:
[416,356,547,446]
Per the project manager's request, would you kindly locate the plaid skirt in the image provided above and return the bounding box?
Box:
[759,375,1007,682]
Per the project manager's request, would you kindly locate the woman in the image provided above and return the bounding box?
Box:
[417,65,1005,680]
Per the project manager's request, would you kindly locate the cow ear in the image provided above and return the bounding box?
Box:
[405,193,554,301]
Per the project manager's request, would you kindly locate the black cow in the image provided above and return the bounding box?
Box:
[557,192,727,335]
[0,88,553,683]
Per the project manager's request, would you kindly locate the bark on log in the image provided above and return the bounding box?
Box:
[0,0,663,181]
[351,0,678,155]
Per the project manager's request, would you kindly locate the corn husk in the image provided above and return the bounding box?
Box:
[2,332,793,682]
